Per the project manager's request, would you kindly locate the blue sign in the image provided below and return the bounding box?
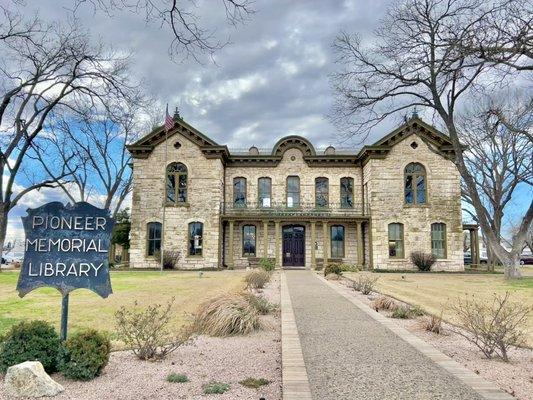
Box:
[16,202,114,298]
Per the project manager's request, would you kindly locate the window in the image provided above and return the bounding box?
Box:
[258,177,271,207]
[166,162,187,203]
[388,223,404,258]
[233,177,247,206]
[242,225,256,256]
[405,163,426,204]
[431,223,446,259]
[315,177,329,208]
[330,225,345,258]
[340,177,354,208]
[286,176,300,207]
[188,222,203,256]
[146,222,161,256]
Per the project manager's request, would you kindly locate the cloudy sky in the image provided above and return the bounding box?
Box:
[3,0,530,244]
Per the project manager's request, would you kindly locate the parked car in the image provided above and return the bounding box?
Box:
[520,254,533,265]
[463,252,488,265]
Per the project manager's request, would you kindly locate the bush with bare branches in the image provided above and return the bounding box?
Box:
[114,298,190,360]
[352,273,378,295]
[410,252,436,271]
[451,292,531,361]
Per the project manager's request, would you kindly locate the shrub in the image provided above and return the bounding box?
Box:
[451,292,531,362]
[167,373,189,383]
[259,258,275,272]
[244,269,271,289]
[339,263,358,273]
[243,293,274,315]
[153,250,181,270]
[58,329,110,381]
[324,263,342,276]
[391,306,412,319]
[193,293,261,336]
[409,305,425,317]
[410,251,436,271]
[239,377,270,389]
[351,273,378,295]
[423,313,443,334]
[0,320,61,373]
[372,296,397,311]
[115,298,190,360]
[203,381,230,394]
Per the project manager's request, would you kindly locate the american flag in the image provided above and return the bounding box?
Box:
[164,104,174,132]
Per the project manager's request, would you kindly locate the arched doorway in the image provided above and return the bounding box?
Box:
[283,225,305,267]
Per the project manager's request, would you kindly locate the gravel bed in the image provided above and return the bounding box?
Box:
[1,272,282,400]
[335,275,533,400]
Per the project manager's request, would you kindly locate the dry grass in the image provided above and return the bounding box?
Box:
[0,270,247,346]
[244,269,271,289]
[422,314,443,334]
[192,293,261,336]
[344,267,533,345]
[372,295,397,311]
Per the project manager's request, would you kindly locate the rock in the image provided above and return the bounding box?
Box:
[4,361,64,398]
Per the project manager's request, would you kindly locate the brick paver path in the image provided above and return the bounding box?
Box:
[284,270,489,400]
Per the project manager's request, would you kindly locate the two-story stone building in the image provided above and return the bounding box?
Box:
[126,115,466,271]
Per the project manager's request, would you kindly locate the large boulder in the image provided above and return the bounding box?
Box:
[4,361,64,398]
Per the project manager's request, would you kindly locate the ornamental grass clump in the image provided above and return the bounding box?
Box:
[115,298,190,361]
[193,293,261,337]
[259,258,275,271]
[243,292,275,315]
[203,381,230,394]
[372,295,397,311]
[422,313,444,334]
[244,269,271,289]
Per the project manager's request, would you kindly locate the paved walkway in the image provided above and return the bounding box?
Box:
[283,270,507,400]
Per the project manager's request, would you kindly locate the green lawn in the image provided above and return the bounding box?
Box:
[344,267,533,346]
[0,270,246,345]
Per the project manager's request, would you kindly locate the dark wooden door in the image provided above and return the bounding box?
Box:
[282,225,305,267]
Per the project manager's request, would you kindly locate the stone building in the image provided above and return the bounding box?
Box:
[126,115,467,271]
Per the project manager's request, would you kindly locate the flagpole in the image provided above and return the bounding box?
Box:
[160,105,170,273]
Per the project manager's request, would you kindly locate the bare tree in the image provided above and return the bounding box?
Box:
[330,0,532,278]
[0,7,141,253]
[71,0,254,62]
[459,93,532,268]
[30,101,143,218]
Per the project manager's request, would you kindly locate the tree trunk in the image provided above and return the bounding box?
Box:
[504,255,522,279]
[0,203,10,260]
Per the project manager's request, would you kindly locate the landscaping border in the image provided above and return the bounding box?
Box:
[317,273,514,400]
[280,272,312,400]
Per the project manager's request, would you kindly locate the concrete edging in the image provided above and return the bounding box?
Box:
[280,272,313,400]
[316,273,514,400]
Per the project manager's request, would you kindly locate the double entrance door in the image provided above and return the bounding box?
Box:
[282,225,305,267]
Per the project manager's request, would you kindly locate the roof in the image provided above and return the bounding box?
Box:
[127,116,455,167]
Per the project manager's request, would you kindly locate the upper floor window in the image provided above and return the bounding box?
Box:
[405,162,426,204]
[431,223,447,259]
[233,177,247,206]
[242,225,256,256]
[188,222,203,256]
[286,176,300,207]
[340,177,354,208]
[146,222,162,256]
[388,223,404,258]
[166,162,187,203]
[331,225,345,258]
[315,177,329,208]
[258,177,272,207]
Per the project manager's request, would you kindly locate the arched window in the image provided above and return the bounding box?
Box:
[388,223,404,258]
[188,222,203,256]
[242,225,256,256]
[233,177,247,206]
[330,225,345,258]
[404,163,426,204]
[431,223,447,259]
[166,162,187,203]
[315,177,329,208]
[286,176,300,207]
[146,222,162,256]
[258,177,271,207]
[340,177,354,208]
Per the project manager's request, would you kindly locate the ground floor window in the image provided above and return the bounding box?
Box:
[242,225,256,256]
[388,223,404,258]
[189,222,203,256]
[330,225,345,258]
[147,222,161,256]
[431,222,446,258]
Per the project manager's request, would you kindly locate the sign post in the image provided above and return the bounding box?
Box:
[16,202,114,340]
